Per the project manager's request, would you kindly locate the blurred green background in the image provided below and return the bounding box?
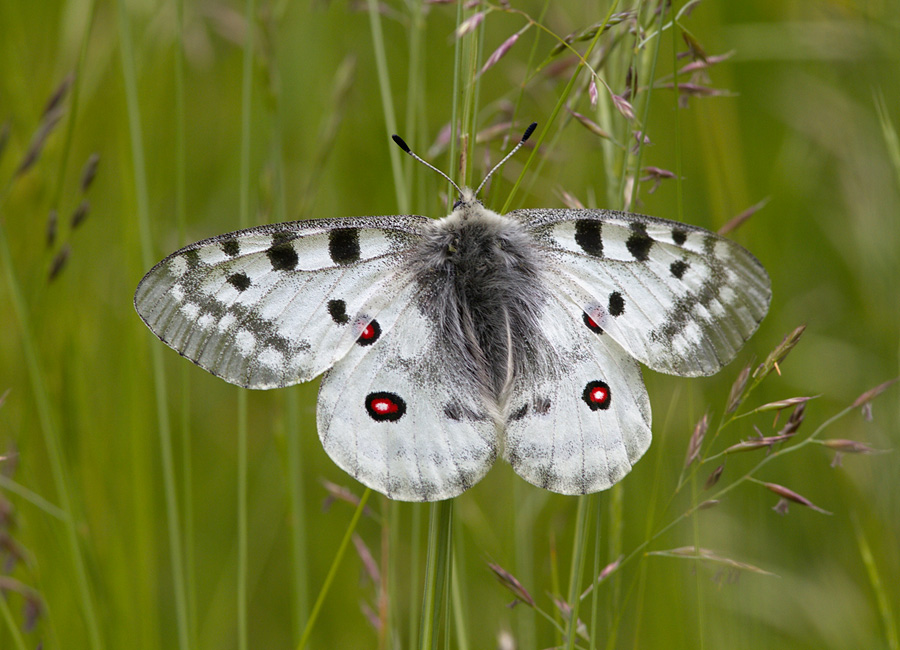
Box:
[1,0,898,648]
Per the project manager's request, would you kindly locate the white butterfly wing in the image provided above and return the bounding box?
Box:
[134,217,428,388]
[503,292,652,495]
[514,208,770,377]
[316,280,497,501]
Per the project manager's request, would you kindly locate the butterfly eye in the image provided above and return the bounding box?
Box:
[582,380,611,411]
[357,319,381,346]
[365,392,406,422]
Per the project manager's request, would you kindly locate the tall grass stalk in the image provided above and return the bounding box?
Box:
[172,0,198,645]
[564,495,593,650]
[367,0,409,214]
[236,0,257,648]
[297,488,372,650]
[419,499,454,650]
[0,573,28,649]
[118,0,190,647]
[853,515,899,650]
[501,0,621,214]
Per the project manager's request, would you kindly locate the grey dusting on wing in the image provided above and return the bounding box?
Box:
[408,201,550,412]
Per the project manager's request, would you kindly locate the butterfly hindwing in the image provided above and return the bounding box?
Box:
[134,216,429,388]
[504,291,652,495]
[514,208,771,377]
[316,280,498,501]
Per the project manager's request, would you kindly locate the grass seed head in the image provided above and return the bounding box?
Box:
[488,562,535,608]
[80,153,100,192]
[684,412,708,468]
[70,200,90,229]
[764,482,831,515]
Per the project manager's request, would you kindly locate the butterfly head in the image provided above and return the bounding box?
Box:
[392,123,537,212]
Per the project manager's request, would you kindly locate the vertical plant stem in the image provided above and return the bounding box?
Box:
[173,0,197,644]
[501,0,621,214]
[366,0,408,213]
[237,0,256,648]
[604,485,623,650]
[286,393,309,641]
[853,515,899,650]
[626,2,666,209]
[0,576,29,649]
[118,2,187,649]
[297,488,372,650]
[450,526,469,650]
[588,502,602,650]
[408,503,423,647]
[419,500,454,650]
[564,495,592,650]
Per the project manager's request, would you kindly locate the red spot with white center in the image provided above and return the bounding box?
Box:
[582,380,611,411]
[365,391,406,422]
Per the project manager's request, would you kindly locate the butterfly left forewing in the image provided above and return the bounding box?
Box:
[513,208,770,377]
[316,280,498,502]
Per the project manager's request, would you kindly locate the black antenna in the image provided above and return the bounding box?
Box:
[474,122,537,196]
[391,134,464,198]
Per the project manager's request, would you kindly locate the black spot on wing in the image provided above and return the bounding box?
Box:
[672,228,687,246]
[626,224,653,261]
[329,228,361,265]
[267,241,299,271]
[227,272,251,292]
[510,403,529,421]
[670,260,689,279]
[221,239,240,257]
[608,291,625,317]
[327,299,349,324]
[574,220,603,257]
[183,249,201,269]
[533,396,551,415]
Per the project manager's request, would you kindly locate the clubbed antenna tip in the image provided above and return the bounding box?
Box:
[391,134,411,154]
[522,122,537,142]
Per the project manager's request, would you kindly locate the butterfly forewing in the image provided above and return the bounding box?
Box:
[134,216,428,388]
[514,208,771,377]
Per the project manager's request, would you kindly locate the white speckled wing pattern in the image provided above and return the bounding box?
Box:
[134,216,428,389]
[504,290,652,495]
[316,280,497,501]
[514,208,771,377]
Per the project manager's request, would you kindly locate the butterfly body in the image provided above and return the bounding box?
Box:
[136,185,769,501]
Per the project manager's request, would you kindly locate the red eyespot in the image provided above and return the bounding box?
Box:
[357,319,381,346]
[365,392,406,422]
[583,312,604,334]
[582,380,611,411]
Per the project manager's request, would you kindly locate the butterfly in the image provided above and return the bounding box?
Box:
[134,124,770,501]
